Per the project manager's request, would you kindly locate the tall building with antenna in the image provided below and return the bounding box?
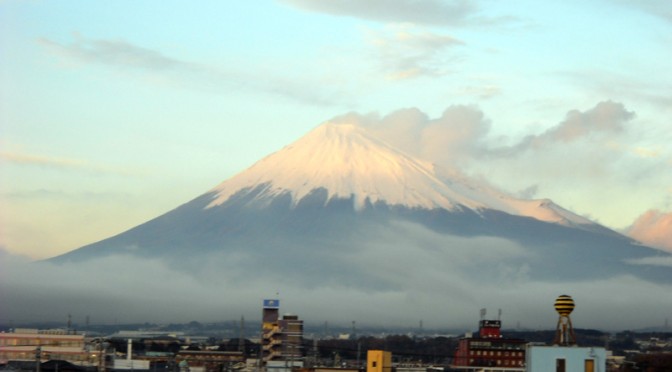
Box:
[452,309,527,369]
[260,299,304,369]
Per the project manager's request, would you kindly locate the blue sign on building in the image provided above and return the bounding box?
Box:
[263,299,280,309]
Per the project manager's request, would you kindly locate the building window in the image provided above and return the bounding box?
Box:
[556,358,566,372]
[585,359,595,372]
[372,362,377,367]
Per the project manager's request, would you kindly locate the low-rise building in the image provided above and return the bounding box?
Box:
[0,328,96,367]
[525,345,606,372]
[452,320,526,370]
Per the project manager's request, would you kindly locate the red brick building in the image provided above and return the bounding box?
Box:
[453,320,527,370]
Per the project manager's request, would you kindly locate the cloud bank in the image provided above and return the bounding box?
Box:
[2,221,671,330]
[328,101,671,224]
[329,101,638,175]
[627,209,672,253]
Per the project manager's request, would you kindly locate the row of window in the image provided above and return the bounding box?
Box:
[469,342,524,350]
[468,358,524,366]
[0,351,90,362]
[470,350,523,357]
[0,339,84,347]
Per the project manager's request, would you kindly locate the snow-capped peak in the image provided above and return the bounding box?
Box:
[207,121,595,227]
[208,122,489,211]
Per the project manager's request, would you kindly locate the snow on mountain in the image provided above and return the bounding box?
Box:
[208,122,486,211]
[207,121,595,227]
[432,167,594,226]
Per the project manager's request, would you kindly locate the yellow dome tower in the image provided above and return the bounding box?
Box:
[553,295,577,346]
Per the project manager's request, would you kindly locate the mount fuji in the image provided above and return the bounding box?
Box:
[53,121,672,290]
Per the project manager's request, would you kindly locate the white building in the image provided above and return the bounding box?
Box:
[525,345,606,372]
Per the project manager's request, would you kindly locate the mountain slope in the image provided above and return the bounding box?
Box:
[52,121,672,285]
[207,122,597,228]
[207,123,487,211]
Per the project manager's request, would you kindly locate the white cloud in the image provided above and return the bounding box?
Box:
[2,241,671,330]
[626,255,672,267]
[626,210,672,253]
[325,101,672,229]
[364,24,463,80]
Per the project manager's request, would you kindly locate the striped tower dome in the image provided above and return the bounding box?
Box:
[554,295,575,316]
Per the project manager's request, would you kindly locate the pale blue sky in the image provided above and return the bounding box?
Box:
[2,0,671,258]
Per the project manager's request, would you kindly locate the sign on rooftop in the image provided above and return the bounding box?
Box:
[263,299,280,309]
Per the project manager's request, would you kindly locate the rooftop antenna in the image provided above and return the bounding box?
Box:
[480,308,486,320]
[498,309,502,321]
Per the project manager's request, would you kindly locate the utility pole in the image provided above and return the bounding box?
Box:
[312,339,318,367]
[356,342,361,369]
[239,316,245,354]
[35,346,41,372]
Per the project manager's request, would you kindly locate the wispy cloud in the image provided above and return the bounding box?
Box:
[613,0,672,24]
[626,255,672,268]
[563,69,672,111]
[39,35,185,71]
[278,0,515,28]
[38,34,341,106]
[364,24,463,80]
[1,151,86,170]
[1,150,140,176]
[457,84,501,99]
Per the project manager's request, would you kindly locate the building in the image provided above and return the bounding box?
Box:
[261,299,304,367]
[262,299,282,362]
[452,319,527,371]
[175,350,244,372]
[525,345,606,372]
[524,295,607,372]
[0,328,97,367]
[367,350,391,372]
[279,315,303,361]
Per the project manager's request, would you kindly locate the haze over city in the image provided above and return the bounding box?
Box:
[1,1,672,329]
